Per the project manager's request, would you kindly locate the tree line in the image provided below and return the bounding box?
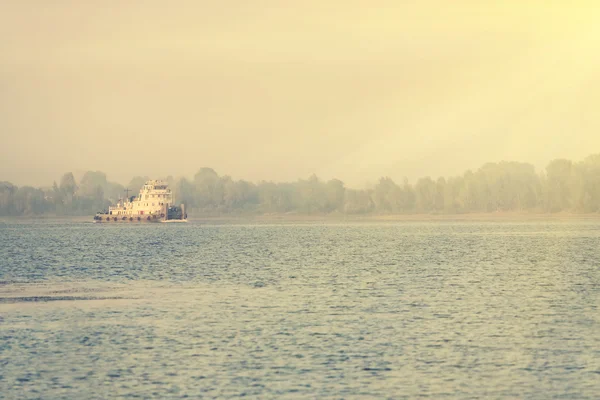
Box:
[2,154,600,216]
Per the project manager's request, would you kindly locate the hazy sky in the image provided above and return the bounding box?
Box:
[1,1,599,187]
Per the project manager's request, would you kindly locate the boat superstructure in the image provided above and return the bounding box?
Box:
[94,180,187,222]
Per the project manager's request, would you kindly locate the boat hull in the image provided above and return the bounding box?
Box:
[93,215,163,223]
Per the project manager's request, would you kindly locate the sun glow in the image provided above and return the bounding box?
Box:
[1,1,600,186]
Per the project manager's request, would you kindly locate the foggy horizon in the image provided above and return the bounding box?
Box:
[2,152,599,191]
[2,2,600,187]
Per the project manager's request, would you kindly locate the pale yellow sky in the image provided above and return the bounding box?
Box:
[1,1,599,187]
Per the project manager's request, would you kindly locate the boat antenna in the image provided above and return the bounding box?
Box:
[124,187,130,200]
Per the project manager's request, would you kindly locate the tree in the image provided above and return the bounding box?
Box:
[324,179,345,213]
[0,182,17,215]
[414,177,436,213]
[372,177,398,213]
[175,177,195,208]
[546,159,573,212]
[78,171,108,197]
[222,177,258,211]
[575,154,600,212]
[13,186,47,215]
[194,168,222,209]
[59,172,77,207]
[343,188,373,214]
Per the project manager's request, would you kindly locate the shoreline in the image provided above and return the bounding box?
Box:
[192,212,600,224]
[3,212,599,224]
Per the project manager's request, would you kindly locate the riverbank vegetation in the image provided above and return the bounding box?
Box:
[2,155,600,216]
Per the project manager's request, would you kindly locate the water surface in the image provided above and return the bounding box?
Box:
[1,220,599,398]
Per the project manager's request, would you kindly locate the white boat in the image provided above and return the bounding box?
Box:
[93,180,187,223]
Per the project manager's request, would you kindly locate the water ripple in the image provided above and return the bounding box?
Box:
[0,220,599,398]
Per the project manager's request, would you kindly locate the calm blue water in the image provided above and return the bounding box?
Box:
[1,219,599,399]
